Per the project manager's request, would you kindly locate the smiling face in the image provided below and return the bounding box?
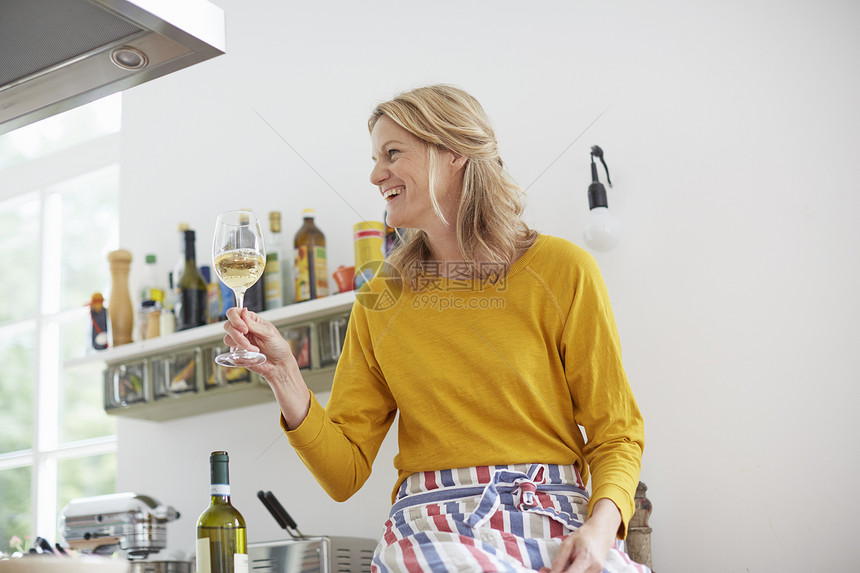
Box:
[370,115,464,235]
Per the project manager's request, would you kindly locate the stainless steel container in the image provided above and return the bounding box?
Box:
[128,561,191,573]
[249,537,377,573]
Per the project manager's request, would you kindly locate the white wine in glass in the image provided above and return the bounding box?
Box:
[213,210,267,367]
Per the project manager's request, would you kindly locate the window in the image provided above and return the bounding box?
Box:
[0,95,121,549]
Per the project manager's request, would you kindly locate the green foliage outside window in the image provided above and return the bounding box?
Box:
[0,466,31,551]
[0,196,39,324]
[0,326,35,455]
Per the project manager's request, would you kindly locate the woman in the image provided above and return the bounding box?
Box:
[223,85,648,573]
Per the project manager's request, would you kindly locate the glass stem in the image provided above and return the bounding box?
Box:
[231,289,245,354]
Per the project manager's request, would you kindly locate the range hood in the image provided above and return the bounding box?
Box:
[0,0,225,135]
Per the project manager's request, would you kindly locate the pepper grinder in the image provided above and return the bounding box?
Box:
[107,249,134,346]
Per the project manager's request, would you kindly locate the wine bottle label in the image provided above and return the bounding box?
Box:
[294,246,311,301]
[196,538,211,573]
[313,246,329,297]
[234,553,249,573]
[295,245,328,301]
[210,484,230,496]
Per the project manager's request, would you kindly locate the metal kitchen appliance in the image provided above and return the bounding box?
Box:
[249,538,376,573]
[252,490,377,573]
[57,492,180,559]
[0,0,226,135]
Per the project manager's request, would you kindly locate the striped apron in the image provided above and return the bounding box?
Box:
[371,463,650,573]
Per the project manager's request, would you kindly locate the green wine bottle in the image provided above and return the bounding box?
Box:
[176,229,208,330]
[196,451,248,573]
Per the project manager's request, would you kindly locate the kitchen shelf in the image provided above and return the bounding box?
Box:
[71,291,356,421]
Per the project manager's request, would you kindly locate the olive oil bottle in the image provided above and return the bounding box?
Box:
[293,208,328,301]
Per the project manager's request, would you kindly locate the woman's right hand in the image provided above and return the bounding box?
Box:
[222,306,291,375]
[222,306,311,427]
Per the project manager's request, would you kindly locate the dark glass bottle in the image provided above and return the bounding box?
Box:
[243,268,265,312]
[175,229,208,330]
[293,208,328,301]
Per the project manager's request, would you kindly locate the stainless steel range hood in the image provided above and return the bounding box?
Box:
[0,0,226,135]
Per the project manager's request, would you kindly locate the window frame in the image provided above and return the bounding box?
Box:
[0,108,121,543]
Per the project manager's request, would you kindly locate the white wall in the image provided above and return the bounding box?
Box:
[116,1,860,571]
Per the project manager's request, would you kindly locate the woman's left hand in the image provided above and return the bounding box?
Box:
[544,498,621,573]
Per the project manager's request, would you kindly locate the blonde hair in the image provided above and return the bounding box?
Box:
[368,84,536,287]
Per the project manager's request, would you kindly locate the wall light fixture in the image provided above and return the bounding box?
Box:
[583,145,621,252]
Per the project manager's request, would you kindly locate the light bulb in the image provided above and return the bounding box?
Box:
[584,206,621,252]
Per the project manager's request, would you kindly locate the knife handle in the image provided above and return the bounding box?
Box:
[264,491,298,530]
[257,490,288,530]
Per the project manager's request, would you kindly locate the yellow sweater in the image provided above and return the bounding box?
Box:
[285,235,644,536]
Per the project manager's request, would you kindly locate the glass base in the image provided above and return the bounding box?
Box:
[215,348,267,367]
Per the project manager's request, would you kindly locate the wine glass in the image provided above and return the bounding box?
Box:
[212,210,267,367]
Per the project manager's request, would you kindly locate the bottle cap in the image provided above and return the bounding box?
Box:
[145,254,157,264]
[302,208,316,217]
[269,211,282,233]
[178,222,190,232]
[209,451,230,486]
